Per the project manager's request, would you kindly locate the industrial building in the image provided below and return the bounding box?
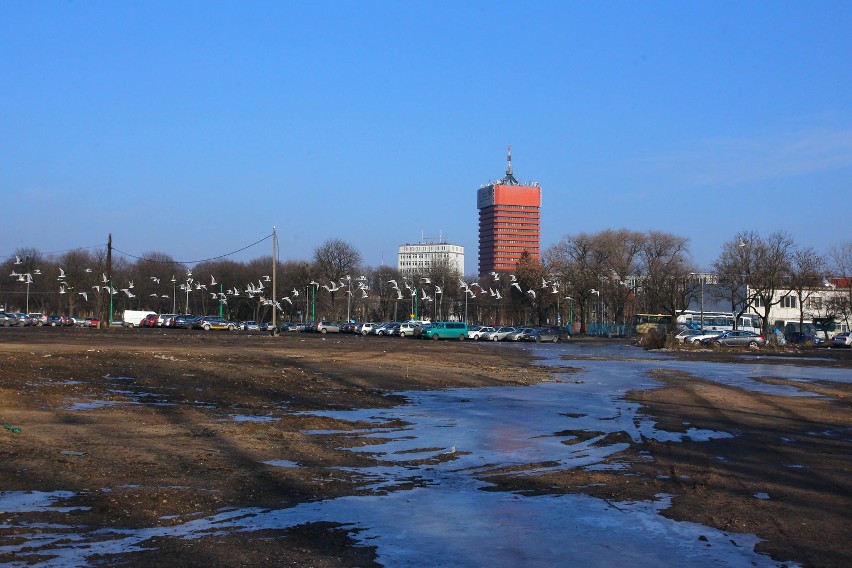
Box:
[477,147,541,274]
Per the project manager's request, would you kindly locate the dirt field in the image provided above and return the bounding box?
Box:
[1,328,850,567]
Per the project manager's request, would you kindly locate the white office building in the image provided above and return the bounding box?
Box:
[398,241,465,276]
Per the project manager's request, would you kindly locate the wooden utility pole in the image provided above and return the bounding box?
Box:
[105,233,112,328]
[271,226,278,335]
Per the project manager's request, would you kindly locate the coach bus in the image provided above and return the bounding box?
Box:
[676,311,761,333]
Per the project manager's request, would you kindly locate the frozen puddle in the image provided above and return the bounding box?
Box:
[2,346,832,567]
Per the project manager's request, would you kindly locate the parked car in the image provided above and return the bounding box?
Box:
[385,323,401,336]
[240,320,261,331]
[355,322,375,335]
[525,328,560,343]
[0,312,18,326]
[86,318,101,328]
[398,322,420,337]
[316,321,341,334]
[12,313,33,326]
[339,322,357,334]
[46,315,64,326]
[785,331,823,345]
[173,315,201,329]
[507,327,535,341]
[158,314,179,327]
[675,329,704,343]
[194,316,238,331]
[278,322,299,332]
[482,326,517,341]
[704,330,766,347]
[686,330,724,345]
[420,321,469,340]
[468,325,493,340]
[140,314,159,327]
[831,332,852,347]
[549,326,573,341]
[28,313,48,326]
[375,322,399,336]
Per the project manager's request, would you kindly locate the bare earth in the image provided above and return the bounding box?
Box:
[1,328,850,567]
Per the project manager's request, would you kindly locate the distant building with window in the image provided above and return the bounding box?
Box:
[398,239,465,276]
[477,146,541,274]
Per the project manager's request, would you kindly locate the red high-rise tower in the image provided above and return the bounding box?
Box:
[477,146,541,274]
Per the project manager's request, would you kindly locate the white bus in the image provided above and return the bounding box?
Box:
[677,311,761,334]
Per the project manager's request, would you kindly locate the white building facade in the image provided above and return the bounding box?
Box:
[398,242,465,276]
[750,285,850,337]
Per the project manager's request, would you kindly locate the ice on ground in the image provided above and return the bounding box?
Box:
[3,343,829,567]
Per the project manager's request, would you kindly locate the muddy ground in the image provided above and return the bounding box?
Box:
[1,328,850,567]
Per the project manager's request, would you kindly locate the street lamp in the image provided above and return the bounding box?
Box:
[171,276,176,314]
[345,275,352,323]
[565,296,574,333]
[23,272,33,313]
[690,272,711,330]
[308,281,318,321]
[590,289,601,335]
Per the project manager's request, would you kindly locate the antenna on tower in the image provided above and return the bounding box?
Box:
[501,144,519,185]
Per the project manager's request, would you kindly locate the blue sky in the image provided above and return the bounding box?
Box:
[2,1,851,273]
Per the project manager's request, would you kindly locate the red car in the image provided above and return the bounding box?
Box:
[140,314,159,327]
[86,318,101,328]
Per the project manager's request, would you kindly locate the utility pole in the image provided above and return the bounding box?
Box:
[106,233,113,328]
[271,226,278,335]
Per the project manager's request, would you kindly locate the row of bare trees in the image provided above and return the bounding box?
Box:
[3,233,850,333]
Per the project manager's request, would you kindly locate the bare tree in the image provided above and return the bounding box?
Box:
[787,247,826,331]
[544,233,607,334]
[639,231,697,329]
[712,232,754,327]
[743,232,795,336]
[313,239,362,320]
[828,242,852,329]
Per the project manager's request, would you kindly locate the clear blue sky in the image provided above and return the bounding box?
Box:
[3,1,850,273]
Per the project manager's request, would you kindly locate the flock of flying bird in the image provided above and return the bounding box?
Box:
[10,254,562,312]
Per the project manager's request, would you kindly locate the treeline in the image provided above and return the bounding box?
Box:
[3,233,850,333]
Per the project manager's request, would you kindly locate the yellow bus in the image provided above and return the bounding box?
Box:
[631,313,672,335]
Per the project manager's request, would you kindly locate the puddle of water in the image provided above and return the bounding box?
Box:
[0,491,89,513]
[264,459,300,468]
[8,343,837,566]
[222,414,279,422]
[62,400,123,411]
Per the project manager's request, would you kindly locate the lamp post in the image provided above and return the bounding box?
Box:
[24,273,32,313]
[171,276,176,314]
[565,296,574,333]
[309,281,318,321]
[690,272,711,330]
[464,288,469,323]
[590,289,601,335]
[345,276,352,323]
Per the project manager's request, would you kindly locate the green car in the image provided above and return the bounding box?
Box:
[420,321,469,341]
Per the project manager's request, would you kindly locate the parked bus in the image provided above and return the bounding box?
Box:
[677,311,761,334]
[631,314,672,335]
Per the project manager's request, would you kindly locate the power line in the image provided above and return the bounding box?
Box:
[113,233,274,265]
